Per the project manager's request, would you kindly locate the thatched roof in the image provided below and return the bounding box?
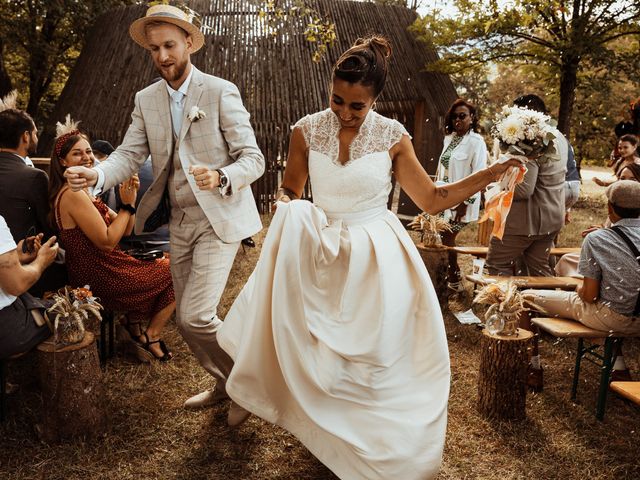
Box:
[44,0,457,212]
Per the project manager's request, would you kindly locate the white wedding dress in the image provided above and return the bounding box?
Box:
[218,109,450,480]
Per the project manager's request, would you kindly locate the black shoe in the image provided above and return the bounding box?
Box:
[241,237,256,248]
[611,369,632,382]
[131,331,173,362]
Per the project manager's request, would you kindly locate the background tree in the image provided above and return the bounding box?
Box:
[0,0,134,124]
[413,0,640,138]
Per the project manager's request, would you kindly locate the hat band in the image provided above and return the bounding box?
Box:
[149,11,187,21]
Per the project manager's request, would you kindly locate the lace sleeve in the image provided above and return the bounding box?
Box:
[388,119,410,149]
[293,115,313,148]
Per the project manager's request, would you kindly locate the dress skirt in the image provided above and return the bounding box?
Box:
[218,200,450,480]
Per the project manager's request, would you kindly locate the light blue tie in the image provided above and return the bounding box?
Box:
[170,90,185,136]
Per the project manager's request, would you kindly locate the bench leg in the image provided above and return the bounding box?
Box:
[0,358,6,423]
[571,337,585,400]
[595,338,617,421]
[99,318,108,367]
[108,313,115,358]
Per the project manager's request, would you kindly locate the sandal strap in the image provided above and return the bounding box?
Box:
[138,331,172,361]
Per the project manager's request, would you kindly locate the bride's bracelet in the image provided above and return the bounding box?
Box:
[276,187,298,201]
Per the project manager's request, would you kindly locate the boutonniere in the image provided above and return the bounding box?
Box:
[188,106,206,122]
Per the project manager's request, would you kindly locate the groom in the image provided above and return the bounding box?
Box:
[65,4,264,426]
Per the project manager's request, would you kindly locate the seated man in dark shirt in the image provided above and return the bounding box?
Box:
[0,100,67,296]
[116,156,171,253]
[0,104,51,241]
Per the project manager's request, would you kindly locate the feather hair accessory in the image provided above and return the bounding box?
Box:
[0,90,18,112]
[54,114,82,157]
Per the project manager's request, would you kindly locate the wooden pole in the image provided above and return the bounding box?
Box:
[36,332,106,442]
[477,328,533,420]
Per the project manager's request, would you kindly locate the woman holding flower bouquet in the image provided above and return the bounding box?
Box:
[48,119,175,362]
[218,37,520,480]
[436,99,488,292]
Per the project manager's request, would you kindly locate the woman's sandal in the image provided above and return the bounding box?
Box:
[131,331,173,362]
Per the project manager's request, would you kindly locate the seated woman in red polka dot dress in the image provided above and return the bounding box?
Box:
[48,117,176,362]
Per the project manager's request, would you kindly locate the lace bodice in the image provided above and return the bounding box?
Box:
[295,109,409,213]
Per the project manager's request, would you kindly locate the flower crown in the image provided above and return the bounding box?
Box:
[54,114,81,158]
[0,90,18,113]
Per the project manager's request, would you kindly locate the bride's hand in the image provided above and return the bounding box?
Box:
[487,158,524,180]
[271,194,291,212]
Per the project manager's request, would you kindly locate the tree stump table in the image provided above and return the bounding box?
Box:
[416,244,449,305]
[36,332,106,442]
[477,328,533,420]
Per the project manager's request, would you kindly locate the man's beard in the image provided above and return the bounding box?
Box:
[27,135,37,156]
[158,57,188,83]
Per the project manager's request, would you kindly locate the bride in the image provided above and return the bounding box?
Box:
[218,36,519,479]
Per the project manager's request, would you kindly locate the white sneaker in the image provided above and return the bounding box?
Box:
[227,401,251,428]
[183,386,229,410]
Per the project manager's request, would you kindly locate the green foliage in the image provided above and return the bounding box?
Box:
[414,0,640,139]
[0,0,135,124]
[251,0,336,63]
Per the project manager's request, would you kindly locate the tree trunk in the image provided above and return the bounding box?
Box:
[477,328,533,420]
[557,56,579,139]
[0,38,13,98]
[36,332,106,442]
[416,244,449,306]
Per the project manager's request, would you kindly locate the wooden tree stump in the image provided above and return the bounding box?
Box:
[36,332,106,442]
[416,244,449,305]
[477,328,533,420]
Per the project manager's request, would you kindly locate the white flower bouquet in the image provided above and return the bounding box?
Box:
[491,106,559,162]
[479,105,560,240]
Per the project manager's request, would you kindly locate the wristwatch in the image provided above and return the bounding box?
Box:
[217,169,229,189]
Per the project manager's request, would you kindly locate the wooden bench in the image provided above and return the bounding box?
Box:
[609,382,640,406]
[531,317,636,420]
[465,274,581,291]
[451,246,581,258]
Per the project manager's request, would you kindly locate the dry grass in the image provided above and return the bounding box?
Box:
[1,167,638,479]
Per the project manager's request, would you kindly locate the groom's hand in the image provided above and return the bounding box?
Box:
[64,166,98,191]
[189,165,220,190]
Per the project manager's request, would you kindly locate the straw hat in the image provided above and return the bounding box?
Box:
[129,4,205,53]
[606,180,640,209]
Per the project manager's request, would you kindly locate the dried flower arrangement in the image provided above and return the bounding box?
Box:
[408,213,452,247]
[45,286,104,346]
[473,281,526,335]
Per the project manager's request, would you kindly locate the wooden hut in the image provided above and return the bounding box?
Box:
[44,0,457,216]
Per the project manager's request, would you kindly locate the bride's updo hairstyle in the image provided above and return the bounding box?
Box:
[333,36,392,97]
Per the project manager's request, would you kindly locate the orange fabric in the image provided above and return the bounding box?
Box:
[478,165,526,240]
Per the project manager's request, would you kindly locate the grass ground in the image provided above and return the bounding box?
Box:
[1,167,638,479]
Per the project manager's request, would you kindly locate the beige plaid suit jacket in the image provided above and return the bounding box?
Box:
[96,66,264,243]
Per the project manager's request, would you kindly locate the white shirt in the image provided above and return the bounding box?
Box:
[0,215,18,309]
[436,131,489,223]
[165,67,193,107]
